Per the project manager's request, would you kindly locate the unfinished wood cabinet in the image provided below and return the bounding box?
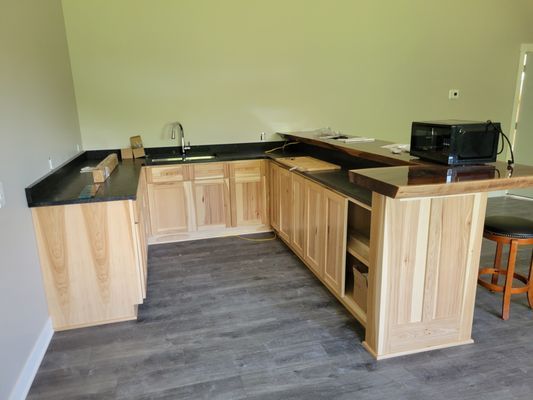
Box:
[304,180,325,277]
[364,192,488,359]
[229,160,268,227]
[146,164,194,235]
[32,200,144,330]
[291,173,307,257]
[191,163,230,231]
[278,166,292,241]
[134,168,150,298]
[323,189,348,297]
[147,181,194,235]
[269,162,292,241]
[270,162,281,231]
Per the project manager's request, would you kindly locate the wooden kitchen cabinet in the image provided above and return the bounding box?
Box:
[229,160,268,227]
[146,164,194,235]
[269,163,292,241]
[291,173,306,257]
[147,181,194,235]
[323,189,348,297]
[304,180,326,278]
[270,162,281,232]
[146,160,269,243]
[191,162,230,230]
[134,168,150,298]
[32,200,144,330]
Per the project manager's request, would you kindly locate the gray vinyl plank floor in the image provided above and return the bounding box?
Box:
[27,196,533,399]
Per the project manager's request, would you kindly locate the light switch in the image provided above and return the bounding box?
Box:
[0,182,5,208]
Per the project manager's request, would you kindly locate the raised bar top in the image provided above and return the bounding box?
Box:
[349,162,533,199]
[279,131,417,166]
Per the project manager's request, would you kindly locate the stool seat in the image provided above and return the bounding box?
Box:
[478,215,533,320]
[484,216,533,239]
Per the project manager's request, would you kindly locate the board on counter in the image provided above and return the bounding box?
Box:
[275,156,340,172]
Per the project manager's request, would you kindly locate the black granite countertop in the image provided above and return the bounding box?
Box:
[26,141,377,208]
[26,143,284,207]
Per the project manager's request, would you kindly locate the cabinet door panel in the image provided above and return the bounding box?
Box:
[194,179,229,230]
[229,160,267,227]
[323,189,348,296]
[147,182,192,234]
[305,181,325,277]
[291,174,307,257]
[270,163,280,231]
[278,166,292,241]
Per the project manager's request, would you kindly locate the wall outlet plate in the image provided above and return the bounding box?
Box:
[449,89,460,99]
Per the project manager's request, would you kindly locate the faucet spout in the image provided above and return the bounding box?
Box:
[171,121,191,157]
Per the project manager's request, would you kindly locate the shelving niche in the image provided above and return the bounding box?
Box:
[344,200,371,323]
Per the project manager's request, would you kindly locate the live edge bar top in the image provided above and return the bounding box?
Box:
[280,131,533,199]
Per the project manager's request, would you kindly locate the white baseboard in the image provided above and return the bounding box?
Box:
[8,318,53,400]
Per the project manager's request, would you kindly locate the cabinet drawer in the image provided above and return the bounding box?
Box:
[147,165,189,183]
[229,160,264,180]
[192,163,226,180]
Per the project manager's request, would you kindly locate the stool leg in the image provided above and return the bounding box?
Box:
[527,250,533,309]
[491,242,504,287]
[502,240,519,320]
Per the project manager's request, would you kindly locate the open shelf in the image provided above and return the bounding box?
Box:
[346,200,371,267]
[347,229,370,266]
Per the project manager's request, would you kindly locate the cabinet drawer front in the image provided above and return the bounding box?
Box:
[230,160,263,179]
[192,163,226,180]
[147,165,188,183]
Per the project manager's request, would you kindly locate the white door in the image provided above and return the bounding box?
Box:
[509,46,533,198]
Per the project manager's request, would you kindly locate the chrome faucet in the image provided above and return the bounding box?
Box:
[171,122,191,157]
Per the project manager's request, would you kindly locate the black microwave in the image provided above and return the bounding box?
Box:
[410,120,500,165]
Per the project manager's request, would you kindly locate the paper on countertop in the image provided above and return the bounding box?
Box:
[381,143,410,152]
[336,137,375,143]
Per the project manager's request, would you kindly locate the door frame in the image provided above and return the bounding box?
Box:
[509,44,533,160]
[507,44,533,198]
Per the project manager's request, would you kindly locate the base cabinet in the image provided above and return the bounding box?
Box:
[271,161,347,297]
[229,160,268,227]
[147,181,194,235]
[147,160,269,242]
[323,190,348,296]
[32,201,144,330]
[270,162,292,242]
[304,180,326,278]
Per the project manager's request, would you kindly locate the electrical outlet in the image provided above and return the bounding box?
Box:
[448,89,460,100]
[260,132,265,141]
[77,144,81,152]
[48,157,53,170]
[0,182,5,208]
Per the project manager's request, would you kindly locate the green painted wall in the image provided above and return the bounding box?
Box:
[62,0,533,150]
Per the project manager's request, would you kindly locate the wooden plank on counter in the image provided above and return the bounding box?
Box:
[275,156,340,172]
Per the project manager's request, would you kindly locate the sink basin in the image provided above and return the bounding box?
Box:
[150,154,216,163]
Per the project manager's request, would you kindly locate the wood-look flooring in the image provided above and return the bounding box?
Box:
[28,196,533,399]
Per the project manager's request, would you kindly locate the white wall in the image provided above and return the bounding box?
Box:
[0,1,81,398]
[61,0,533,150]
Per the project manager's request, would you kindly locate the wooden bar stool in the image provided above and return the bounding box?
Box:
[478,216,533,320]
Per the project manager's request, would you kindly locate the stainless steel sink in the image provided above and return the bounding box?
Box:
[150,154,216,163]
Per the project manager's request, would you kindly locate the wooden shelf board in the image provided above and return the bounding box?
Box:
[341,293,367,327]
[347,230,370,266]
